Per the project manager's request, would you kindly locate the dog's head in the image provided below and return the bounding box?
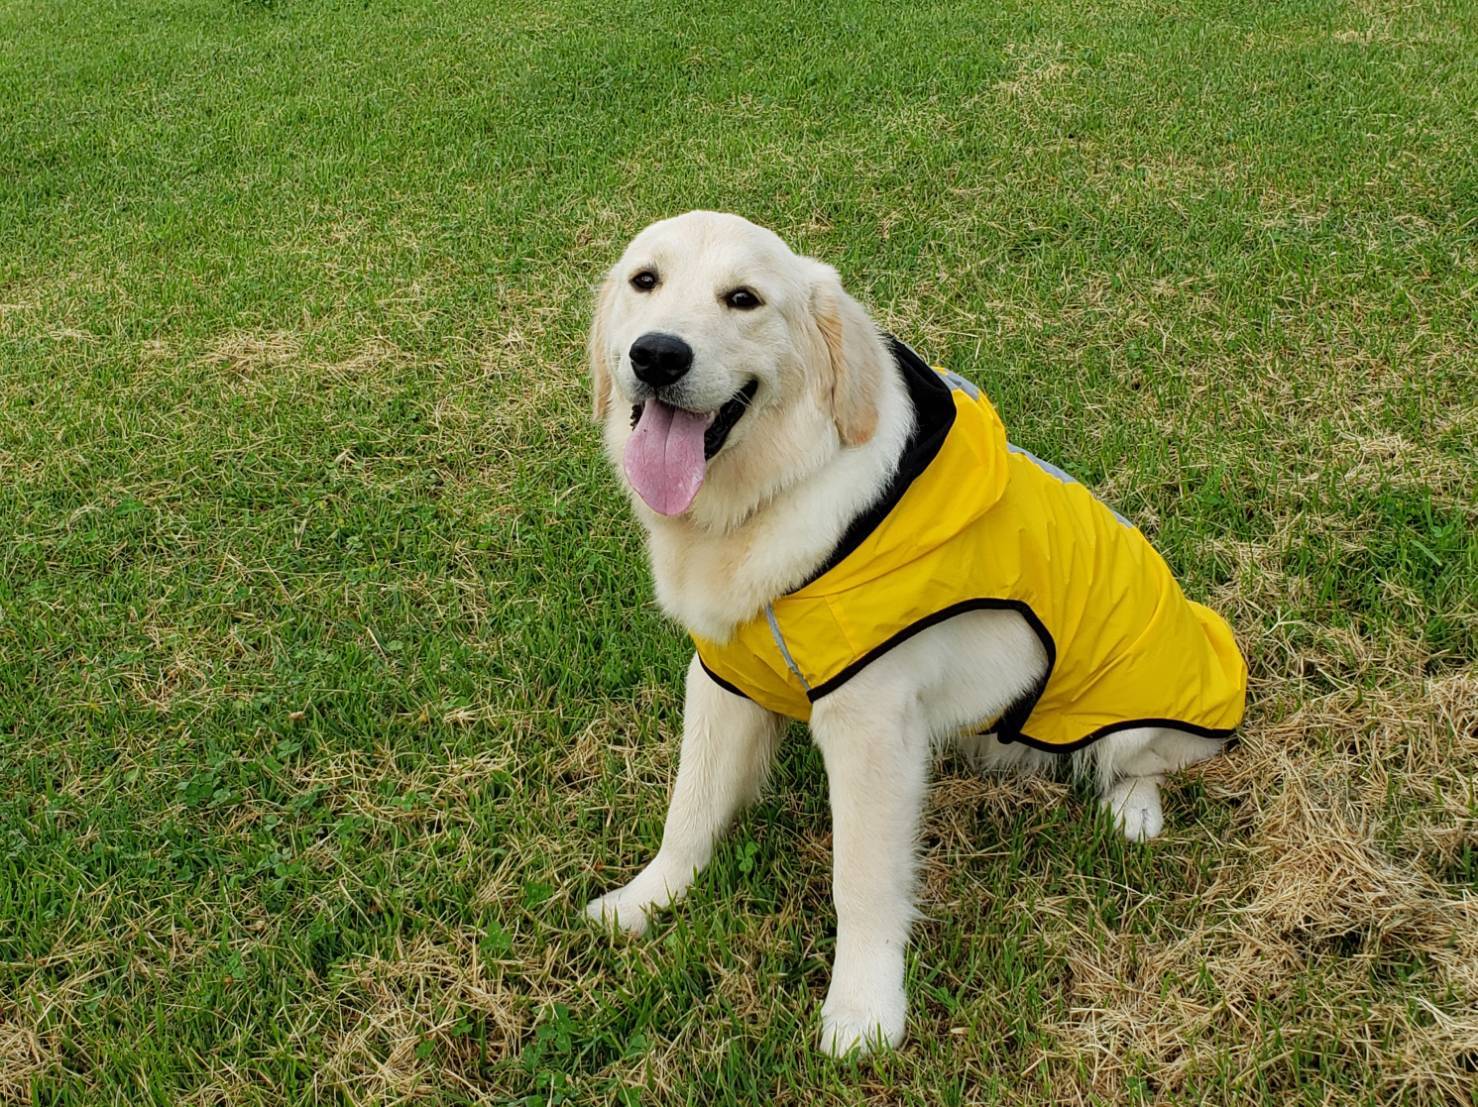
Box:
[589,211,888,523]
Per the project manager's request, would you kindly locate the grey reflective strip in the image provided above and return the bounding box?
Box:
[764,604,810,690]
[1008,442,1134,529]
[1007,442,1078,485]
[942,370,981,399]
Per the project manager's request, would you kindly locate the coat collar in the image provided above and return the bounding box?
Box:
[792,338,1009,598]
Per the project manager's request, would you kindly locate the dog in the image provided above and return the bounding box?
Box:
[582,211,1247,1056]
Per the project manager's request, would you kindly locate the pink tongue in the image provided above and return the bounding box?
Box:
[623,400,712,516]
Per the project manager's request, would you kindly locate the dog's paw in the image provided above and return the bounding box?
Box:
[1102,776,1164,842]
[583,887,654,937]
[819,984,906,1057]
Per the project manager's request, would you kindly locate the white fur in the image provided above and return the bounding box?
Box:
[583,211,1228,1056]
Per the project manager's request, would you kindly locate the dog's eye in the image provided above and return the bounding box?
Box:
[723,288,762,310]
[630,270,658,292]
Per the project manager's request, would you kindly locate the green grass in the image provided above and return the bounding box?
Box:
[2,0,1475,1103]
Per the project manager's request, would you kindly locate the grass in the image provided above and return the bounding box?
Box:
[1,0,1475,1102]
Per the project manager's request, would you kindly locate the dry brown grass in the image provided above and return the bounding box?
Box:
[1028,606,1478,1103]
[319,932,524,1105]
[0,1007,56,1104]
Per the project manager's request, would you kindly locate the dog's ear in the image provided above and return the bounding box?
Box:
[587,271,619,421]
[810,263,885,447]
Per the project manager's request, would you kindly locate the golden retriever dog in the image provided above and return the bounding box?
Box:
[583,211,1245,1056]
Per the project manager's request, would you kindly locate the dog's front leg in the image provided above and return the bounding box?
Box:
[810,687,927,1056]
[586,653,782,937]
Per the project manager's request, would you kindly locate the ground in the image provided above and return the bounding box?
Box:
[1,0,1475,1104]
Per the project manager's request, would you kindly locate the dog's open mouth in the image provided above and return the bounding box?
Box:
[624,379,758,516]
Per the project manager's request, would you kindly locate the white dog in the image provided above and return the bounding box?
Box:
[583,211,1246,1056]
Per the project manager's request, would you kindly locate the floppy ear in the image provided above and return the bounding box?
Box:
[587,272,620,421]
[810,264,885,447]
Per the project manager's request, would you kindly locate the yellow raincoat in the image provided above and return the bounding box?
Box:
[693,341,1247,752]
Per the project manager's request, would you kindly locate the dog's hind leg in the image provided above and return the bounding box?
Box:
[585,654,782,936]
[1085,726,1227,842]
[1100,773,1165,842]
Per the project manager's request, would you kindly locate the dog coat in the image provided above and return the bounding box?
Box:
[692,339,1247,751]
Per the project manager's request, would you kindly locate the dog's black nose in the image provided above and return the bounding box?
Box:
[628,332,693,387]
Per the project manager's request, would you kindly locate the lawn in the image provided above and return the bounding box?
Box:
[1,0,1475,1103]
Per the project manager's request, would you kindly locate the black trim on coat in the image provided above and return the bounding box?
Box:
[803,597,1237,755]
[697,657,752,701]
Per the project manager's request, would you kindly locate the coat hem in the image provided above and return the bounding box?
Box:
[805,597,1239,754]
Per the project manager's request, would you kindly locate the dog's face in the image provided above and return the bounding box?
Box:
[589,211,884,524]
